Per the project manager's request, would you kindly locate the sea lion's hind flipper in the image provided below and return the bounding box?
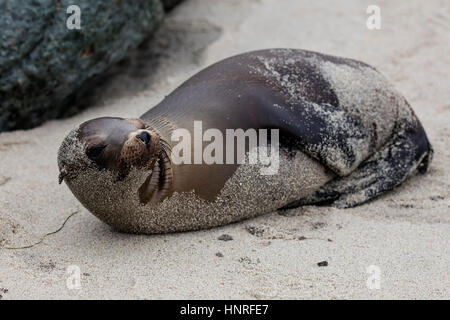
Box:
[269,101,372,176]
[280,118,433,209]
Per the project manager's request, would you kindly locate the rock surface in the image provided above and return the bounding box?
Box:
[0,0,164,132]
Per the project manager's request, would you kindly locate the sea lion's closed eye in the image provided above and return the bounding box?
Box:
[86,145,106,161]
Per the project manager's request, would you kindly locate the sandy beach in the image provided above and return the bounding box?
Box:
[0,0,449,299]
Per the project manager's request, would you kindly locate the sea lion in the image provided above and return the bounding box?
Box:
[58,49,433,234]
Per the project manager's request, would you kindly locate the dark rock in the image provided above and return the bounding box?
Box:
[0,0,164,132]
[312,221,327,229]
[245,225,265,237]
[398,203,414,209]
[317,261,328,267]
[218,234,233,241]
[215,252,224,258]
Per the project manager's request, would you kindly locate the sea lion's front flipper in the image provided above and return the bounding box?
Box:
[280,117,433,209]
[268,101,373,176]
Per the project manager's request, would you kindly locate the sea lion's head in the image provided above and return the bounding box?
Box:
[58,116,175,230]
[58,117,162,184]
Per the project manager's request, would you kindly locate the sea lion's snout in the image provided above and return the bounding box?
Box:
[120,129,161,170]
[58,117,162,184]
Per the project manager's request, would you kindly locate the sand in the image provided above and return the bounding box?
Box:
[0,0,449,299]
